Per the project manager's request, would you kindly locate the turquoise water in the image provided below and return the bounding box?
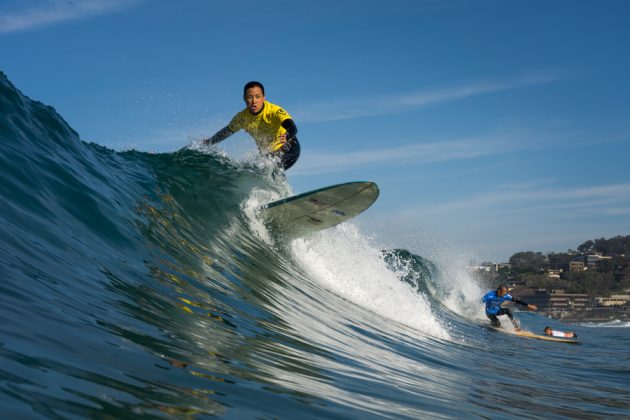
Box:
[1,72,629,418]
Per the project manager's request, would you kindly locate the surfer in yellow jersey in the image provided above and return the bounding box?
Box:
[544,326,578,338]
[203,81,300,170]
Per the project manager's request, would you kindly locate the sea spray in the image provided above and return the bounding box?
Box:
[290,224,450,339]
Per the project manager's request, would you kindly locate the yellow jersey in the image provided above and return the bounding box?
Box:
[228,101,293,152]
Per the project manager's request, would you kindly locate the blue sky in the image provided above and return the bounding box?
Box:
[2,0,629,262]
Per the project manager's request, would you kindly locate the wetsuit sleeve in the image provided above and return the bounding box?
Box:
[281,119,298,140]
[511,297,530,307]
[203,125,234,145]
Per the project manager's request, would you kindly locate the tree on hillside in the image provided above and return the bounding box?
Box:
[562,271,616,297]
[576,235,630,256]
[521,273,571,290]
[593,235,630,255]
[595,256,623,273]
[577,240,594,253]
[509,251,547,273]
[547,252,573,266]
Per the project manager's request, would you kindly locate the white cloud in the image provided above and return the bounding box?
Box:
[0,0,142,34]
[397,183,630,219]
[294,71,566,123]
[291,133,525,176]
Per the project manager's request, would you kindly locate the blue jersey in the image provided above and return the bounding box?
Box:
[482,290,514,315]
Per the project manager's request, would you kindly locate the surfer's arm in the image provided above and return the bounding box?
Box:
[203,126,234,145]
[281,119,298,140]
[512,297,537,311]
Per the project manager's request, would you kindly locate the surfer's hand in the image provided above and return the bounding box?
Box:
[528,304,537,311]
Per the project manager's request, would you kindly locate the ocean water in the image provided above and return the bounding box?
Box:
[1,72,629,418]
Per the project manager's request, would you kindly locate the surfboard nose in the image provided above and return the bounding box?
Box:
[261,181,379,238]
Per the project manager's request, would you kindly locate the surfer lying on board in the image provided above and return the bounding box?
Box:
[544,327,577,338]
[202,81,301,170]
[482,285,537,330]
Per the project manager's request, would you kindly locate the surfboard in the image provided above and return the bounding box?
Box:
[260,181,379,238]
[514,330,579,344]
[487,325,578,344]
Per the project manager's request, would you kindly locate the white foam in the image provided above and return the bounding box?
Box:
[434,261,487,322]
[240,164,293,245]
[579,320,630,328]
[290,223,450,339]
[240,187,279,245]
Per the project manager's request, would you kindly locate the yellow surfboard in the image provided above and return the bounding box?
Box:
[514,330,579,344]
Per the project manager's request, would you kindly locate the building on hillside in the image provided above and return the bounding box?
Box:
[569,260,586,272]
[468,262,512,282]
[548,290,590,318]
[595,295,630,307]
[570,254,613,270]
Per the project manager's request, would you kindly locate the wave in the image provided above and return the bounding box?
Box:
[2,71,628,418]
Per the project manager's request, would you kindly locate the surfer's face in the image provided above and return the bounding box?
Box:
[497,287,508,297]
[244,87,265,114]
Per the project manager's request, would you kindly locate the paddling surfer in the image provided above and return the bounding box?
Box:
[544,326,578,338]
[482,285,537,329]
[202,81,300,170]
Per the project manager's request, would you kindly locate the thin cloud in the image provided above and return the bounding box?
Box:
[603,207,630,216]
[364,182,630,261]
[292,135,521,176]
[399,183,630,218]
[0,0,141,34]
[374,182,630,261]
[294,71,566,123]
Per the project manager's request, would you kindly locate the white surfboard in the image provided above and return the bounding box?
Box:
[260,181,379,238]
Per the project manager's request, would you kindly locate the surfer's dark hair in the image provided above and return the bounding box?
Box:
[243,81,265,97]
